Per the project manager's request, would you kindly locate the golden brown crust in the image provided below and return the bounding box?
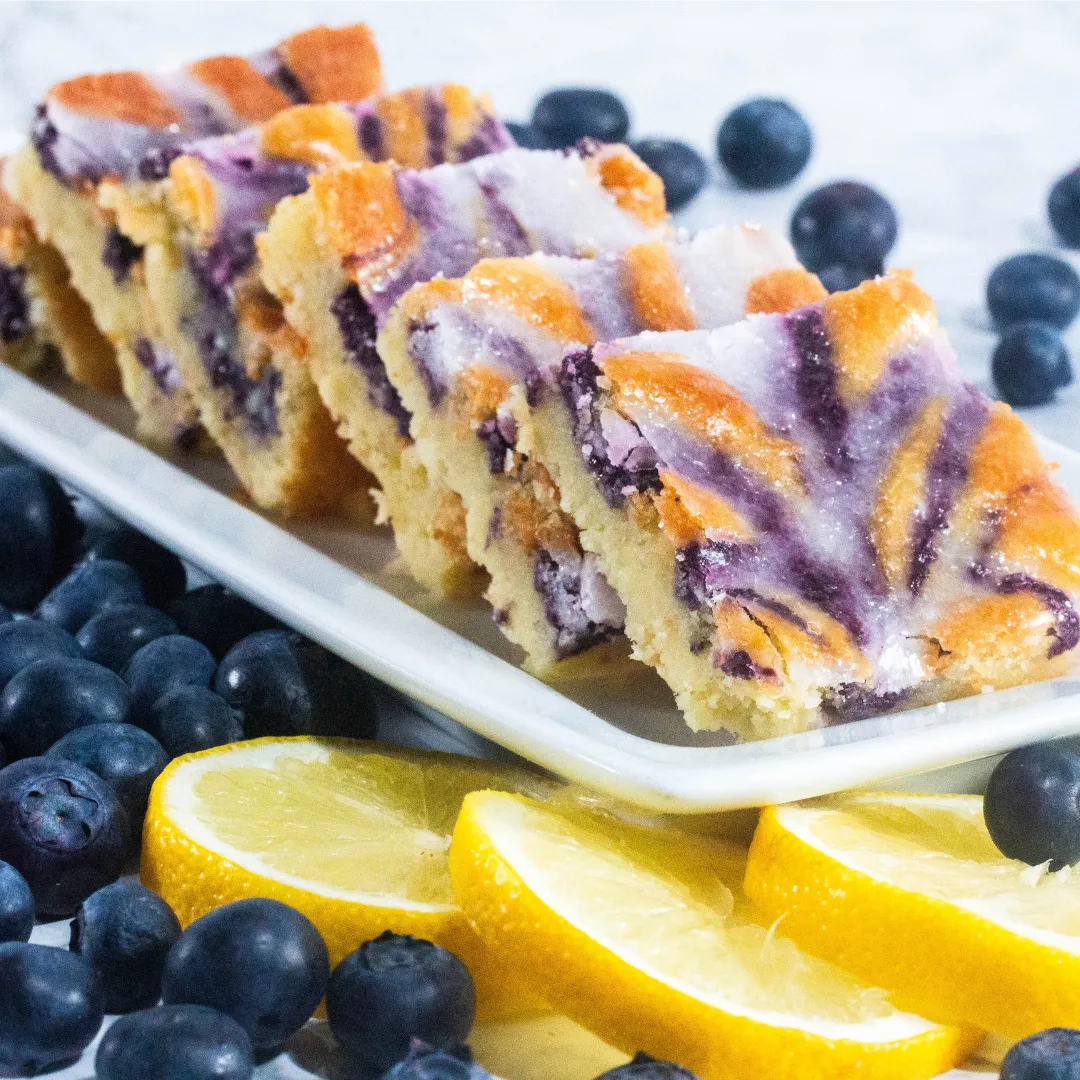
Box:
[258,104,362,168]
[586,145,667,229]
[624,242,695,332]
[48,72,182,128]
[167,156,217,239]
[186,56,292,124]
[375,88,430,168]
[277,24,383,106]
[744,267,827,316]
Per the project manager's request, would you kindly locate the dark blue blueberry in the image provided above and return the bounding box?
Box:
[123,633,216,724]
[382,1043,490,1080]
[716,98,812,190]
[70,879,182,1013]
[76,603,177,673]
[0,656,131,760]
[101,228,143,286]
[992,321,1072,408]
[162,897,330,1053]
[0,445,20,468]
[0,942,103,1076]
[215,630,377,740]
[987,253,1080,331]
[595,1052,700,1080]
[0,619,81,689]
[985,740,1080,868]
[0,606,10,626]
[531,88,630,149]
[80,518,187,609]
[1050,167,1080,249]
[35,558,144,634]
[96,1004,254,1080]
[815,261,884,294]
[630,139,707,212]
[46,722,167,825]
[0,756,128,917]
[327,931,475,1075]
[1001,1027,1080,1080]
[505,121,543,150]
[167,584,280,661]
[148,686,243,757]
[790,181,898,275]
[0,861,33,943]
[0,464,83,611]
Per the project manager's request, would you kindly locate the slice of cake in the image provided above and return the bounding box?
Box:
[5,23,383,446]
[0,183,115,389]
[376,234,825,675]
[526,273,1080,737]
[130,85,511,515]
[259,142,668,593]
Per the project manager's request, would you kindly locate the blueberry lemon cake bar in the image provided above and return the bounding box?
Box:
[4,23,383,445]
[377,232,825,674]
[0,183,115,389]
[133,86,510,515]
[259,142,667,594]
[526,273,1080,736]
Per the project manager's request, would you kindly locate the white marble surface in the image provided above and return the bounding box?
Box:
[3,1,1077,1076]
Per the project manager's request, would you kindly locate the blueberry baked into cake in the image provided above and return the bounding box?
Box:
[121,85,509,515]
[524,273,1080,737]
[259,142,668,594]
[376,232,825,674]
[0,183,115,389]
[4,23,383,446]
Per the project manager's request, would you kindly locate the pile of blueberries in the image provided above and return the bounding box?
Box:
[518,87,1080,416]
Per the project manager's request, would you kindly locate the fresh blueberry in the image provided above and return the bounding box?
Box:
[790,181,898,275]
[992,321,1072,408]
[382,1043,490,1080]
[123,633,216,723]
[629,139,707,212]
[0,445,20,468]
[167,584,281,661]
[46,722,167,826]
[148,686,243,757]
[531,88,630,149]
[0,861,33,943]
[1050,167,1080,249]
[80,518,187,609]
[327,931,476,1074]
[0,656,131,760]
[815,261,883,294]
[984,740,1080,868]
[36,558,144,634]
[0,464,83,611]
[0,619,81,689]
[96,1004,254,1080]
[716,98,812,190]
[76,603,177,673]
[0,606,10,626]
[505,121,543,150]
[70,879,182,1013]
[162,897,330,1053]
[215,630,377,740]
[1001,1027,1080,1080]
[0,756,128,917]
[595,1052,700,1080]
[987,253,1080,331]
[0,942,104,1076]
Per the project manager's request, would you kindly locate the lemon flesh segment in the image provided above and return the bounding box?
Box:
[450,790,974,1080]
[142,736,555,1017]
[745,791,1080,1039]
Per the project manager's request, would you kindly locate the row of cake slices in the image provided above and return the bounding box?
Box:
[4,23,1080,740]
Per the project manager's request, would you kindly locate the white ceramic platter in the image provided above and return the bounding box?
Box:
[3,363,1080,814]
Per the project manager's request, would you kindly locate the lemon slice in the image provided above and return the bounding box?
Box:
[449,790,974,1080]
[142,736,556,1016]
[746,792,1080,1039]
